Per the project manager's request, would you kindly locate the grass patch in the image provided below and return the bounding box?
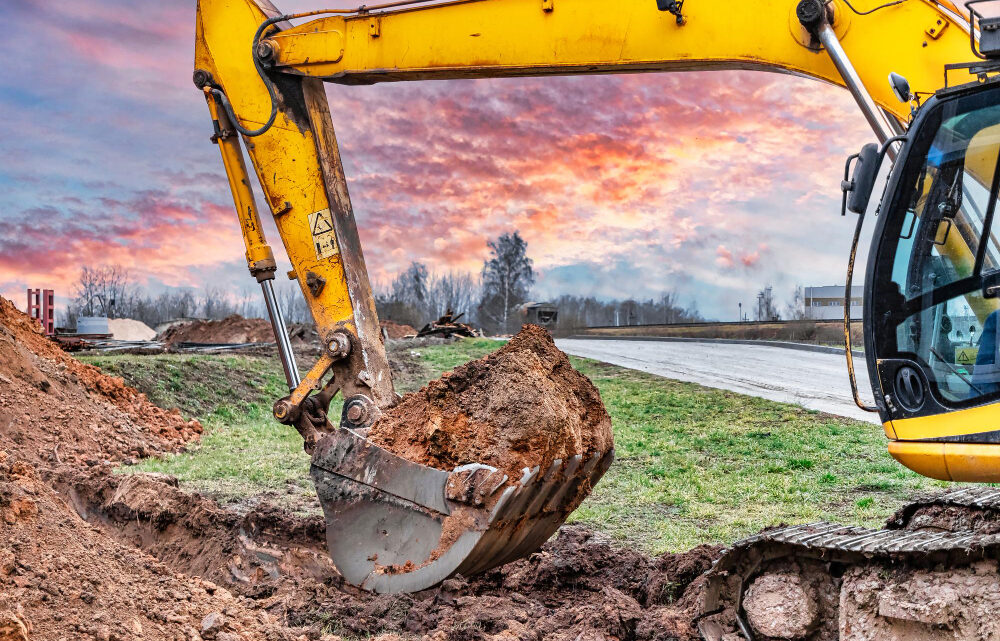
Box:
[78,353,288,420]
[86,339,951,552]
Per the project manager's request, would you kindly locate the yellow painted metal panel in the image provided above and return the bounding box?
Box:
[892,440,1000,482]
[271,0,972,122]
[889,440,950,480]
[892,400,1000,440]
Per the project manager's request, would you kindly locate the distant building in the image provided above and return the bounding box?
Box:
[804,285,864,320]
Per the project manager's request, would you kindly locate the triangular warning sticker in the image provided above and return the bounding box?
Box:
[958,351,971,364]
[311,209,334,235]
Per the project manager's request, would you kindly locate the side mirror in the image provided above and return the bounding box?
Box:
[843,143,882,214]
[889,72,912,103]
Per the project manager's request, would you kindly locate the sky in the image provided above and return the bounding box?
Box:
[0,0,880,321]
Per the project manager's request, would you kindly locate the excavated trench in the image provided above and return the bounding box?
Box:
[52,465,720,640]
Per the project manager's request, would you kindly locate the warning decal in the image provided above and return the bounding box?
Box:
[956,346,979,367]
[308,209,339,260]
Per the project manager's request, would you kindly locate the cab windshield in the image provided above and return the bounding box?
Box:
[873,88,1000,406]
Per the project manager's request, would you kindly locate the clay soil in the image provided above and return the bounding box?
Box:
[0,297,200,466]
[368,325,613,481]
[1,297,716,640]
[159,315,275,346]
[382,320,417,340]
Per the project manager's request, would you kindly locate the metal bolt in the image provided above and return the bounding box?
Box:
[796,0,826,30]
[256,39,277,62]
[192,69,212,89]
[327,332,352,359]
[346,403,365,423]
[273,399,294,422]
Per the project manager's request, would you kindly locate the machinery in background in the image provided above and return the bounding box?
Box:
[520,302,559,332]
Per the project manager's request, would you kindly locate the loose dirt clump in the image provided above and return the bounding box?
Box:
[381,320,417,339]
[284,524,721,640]
[0,297,200,466]
[159,315,275,346]
[368,325,612,481]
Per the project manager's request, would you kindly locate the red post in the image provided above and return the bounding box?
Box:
[43,289,54,335]
[26,288,55,336]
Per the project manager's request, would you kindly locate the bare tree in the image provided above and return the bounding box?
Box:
[480,232,535,334]
[786,285,808,320]
[431,272,480,319]
[73,265,132,318]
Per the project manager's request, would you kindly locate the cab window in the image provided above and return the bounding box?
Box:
[874,91,1000,406]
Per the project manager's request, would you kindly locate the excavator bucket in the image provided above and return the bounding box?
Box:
[310,427,614,593]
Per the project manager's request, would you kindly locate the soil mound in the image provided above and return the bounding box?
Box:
[368,325,612,480]
[160,315,275,345]
[0,454,301,641]
[0,297,200,466]
[108,317,157,341]
[381,320,416,339]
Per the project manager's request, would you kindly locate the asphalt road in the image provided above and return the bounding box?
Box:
[555,338,880,424]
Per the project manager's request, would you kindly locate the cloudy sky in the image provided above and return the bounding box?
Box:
[0,0,879,321]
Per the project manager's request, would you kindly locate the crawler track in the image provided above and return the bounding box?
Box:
[700,492,1000,640]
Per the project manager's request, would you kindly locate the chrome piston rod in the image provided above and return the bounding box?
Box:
[260,278,301,390]
[814,20,899,157]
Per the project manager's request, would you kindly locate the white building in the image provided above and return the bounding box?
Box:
[804,285,864,320]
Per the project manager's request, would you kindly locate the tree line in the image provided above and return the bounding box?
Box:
[63,231,753,335]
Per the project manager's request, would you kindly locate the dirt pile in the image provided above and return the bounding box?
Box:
[53,467,719,640]
[0,454,302,641]
[108,317,157,341]
[159,315,275,345]
[0,297,200,466]
[289,526,719,641]
[381,320,416,339]
[368,325,612,480]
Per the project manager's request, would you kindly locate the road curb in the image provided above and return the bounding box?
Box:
[563,335,865,358]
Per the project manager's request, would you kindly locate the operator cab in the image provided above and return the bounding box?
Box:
[864,78,1000,481]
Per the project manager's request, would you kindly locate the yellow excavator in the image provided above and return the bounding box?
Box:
[195,0,1000,636]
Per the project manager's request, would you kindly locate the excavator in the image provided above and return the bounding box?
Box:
[195,0,1000,636]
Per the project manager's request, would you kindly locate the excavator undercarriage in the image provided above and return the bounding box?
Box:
[701,488,1000,640]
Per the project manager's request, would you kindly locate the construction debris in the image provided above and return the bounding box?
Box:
[415,310,478,339]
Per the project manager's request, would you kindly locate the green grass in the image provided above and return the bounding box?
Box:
[79,353,318,508]
[83,340,951,552]
[78,353,289,419]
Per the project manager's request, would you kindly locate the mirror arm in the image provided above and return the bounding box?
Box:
[840,135,906,414]
[844,206,883,413]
